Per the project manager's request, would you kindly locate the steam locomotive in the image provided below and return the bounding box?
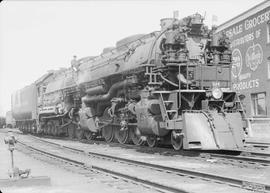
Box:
[12,13,247,150]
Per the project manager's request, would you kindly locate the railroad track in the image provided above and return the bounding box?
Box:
[245,141,270,149]
[16,143,174,193]
[200,152,270,167]
[17,134,270,193]
[17,139,187,193]
[31,132,270,167]
[244,151,270,158]
[4,129,270,167]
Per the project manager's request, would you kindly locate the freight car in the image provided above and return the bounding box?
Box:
[12,84,37,131]
[0,116,6,128]
[5,111,15,128]
[13,13,247,150]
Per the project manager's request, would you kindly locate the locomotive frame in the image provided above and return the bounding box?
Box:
[12,13,247,151]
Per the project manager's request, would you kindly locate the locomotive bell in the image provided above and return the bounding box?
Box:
[190,13,203,27]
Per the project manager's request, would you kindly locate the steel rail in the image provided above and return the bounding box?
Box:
[207,153,270,166]
[25,135,270,192]
[32,131,270,160]
[3,129,270,161]
[245,141,270,148]
[30,132,270,166]
[11,129,270,161]
[17,140,191,193]
[247,151,270,157]
[17,130,270,168]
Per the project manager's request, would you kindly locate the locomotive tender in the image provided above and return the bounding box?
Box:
[12,13,247,150]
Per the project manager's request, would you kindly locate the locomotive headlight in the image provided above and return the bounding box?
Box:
[212,88,223,99]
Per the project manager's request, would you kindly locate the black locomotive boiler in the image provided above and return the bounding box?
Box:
[12,13,247,150]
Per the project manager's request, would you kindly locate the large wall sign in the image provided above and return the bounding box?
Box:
[223,8,270,92]
[231,49,242,78]
[245,43,263,71]
[218,5,270,118]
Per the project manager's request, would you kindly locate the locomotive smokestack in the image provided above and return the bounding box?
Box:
[160,18,176,31]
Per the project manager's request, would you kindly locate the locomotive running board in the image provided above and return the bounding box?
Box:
[182,111,245,150]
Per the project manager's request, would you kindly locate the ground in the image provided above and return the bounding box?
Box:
[0,130,119,193]
[1,128,269,193]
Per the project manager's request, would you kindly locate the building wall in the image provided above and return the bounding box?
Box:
[217,3,270,118]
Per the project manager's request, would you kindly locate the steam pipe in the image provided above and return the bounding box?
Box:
[82,79,136,104]
[158,72,192,87]
[86,85,107,95]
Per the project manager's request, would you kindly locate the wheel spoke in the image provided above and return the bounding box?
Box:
[68,126,75,139]
[171,130,183,150]
[44,124,49,135]
[52,127,57,136]
[75,129,85,140]
[48,121,58,136]
[146,136,157,148]
[85,130,96,140]
[102,126,114,142]
[115,128,130,144]
[130,128,144,146]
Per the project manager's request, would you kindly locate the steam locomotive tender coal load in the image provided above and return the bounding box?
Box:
[13,13,247,150]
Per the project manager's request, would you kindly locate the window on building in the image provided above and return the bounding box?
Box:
[251,92,267,116]
[43,86,46,94]
[37,87,40,97]
[267,21,270,44]
[268,61,270,79]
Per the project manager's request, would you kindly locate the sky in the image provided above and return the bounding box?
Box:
[0,0,265,116]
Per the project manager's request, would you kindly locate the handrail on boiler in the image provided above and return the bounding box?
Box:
[78,31,160,65]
